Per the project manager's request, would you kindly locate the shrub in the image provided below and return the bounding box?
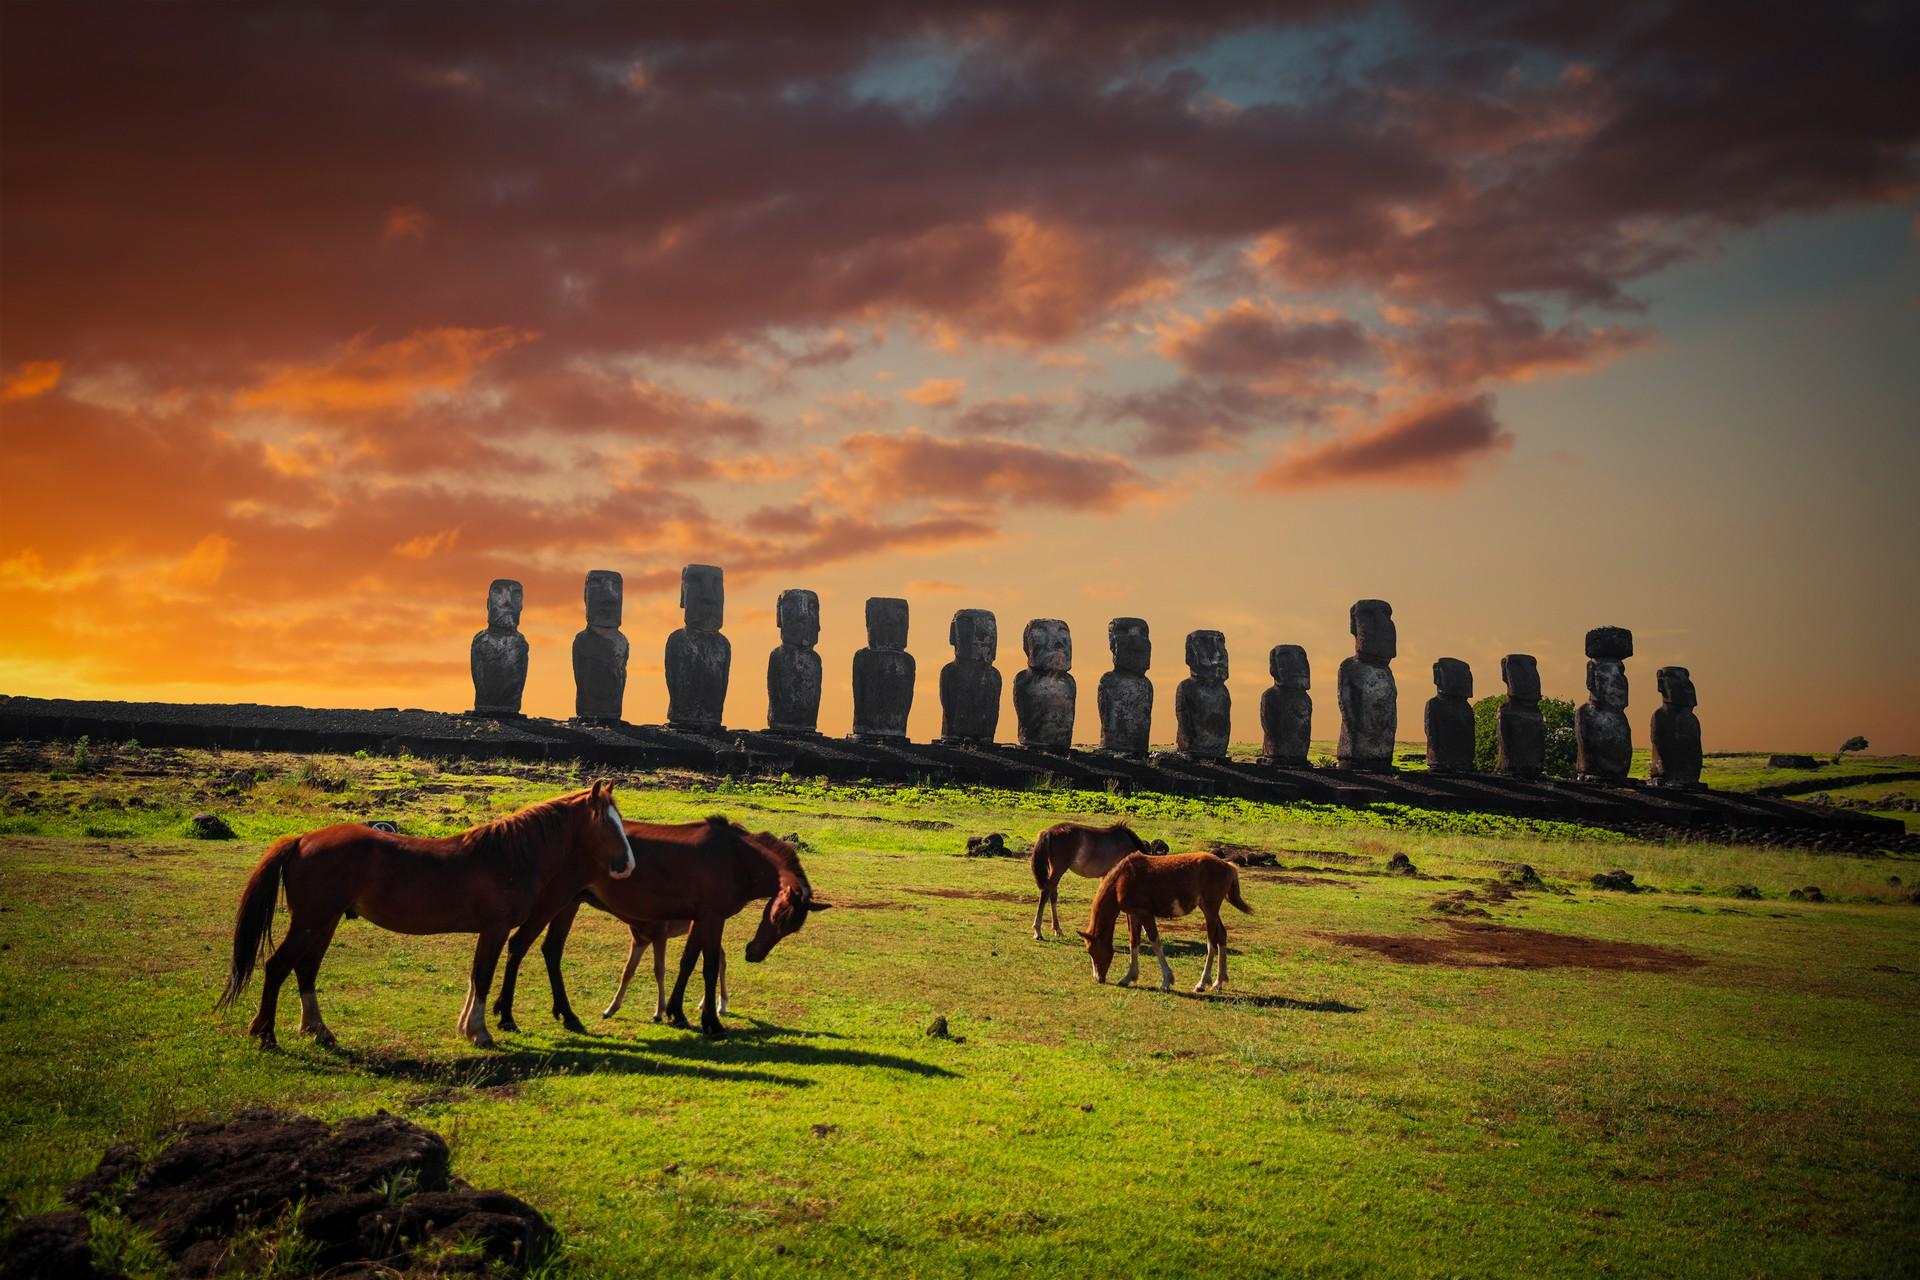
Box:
[1471,695,1576,778]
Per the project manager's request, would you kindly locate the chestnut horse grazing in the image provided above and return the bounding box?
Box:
[1030,820,1164,940]
[600,918,728,1022]
[216,781,636,1048]
[493,816,825,1037]
[1080,852,1251,993]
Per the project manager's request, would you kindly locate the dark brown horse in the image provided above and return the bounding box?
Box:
[1029,820,1165,940]
[1080,851,1251,993]
[493,816,825,1037]
[216,781,636,1048]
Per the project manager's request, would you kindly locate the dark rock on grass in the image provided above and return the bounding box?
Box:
[57,1110,549,1275]
[0,1209,121,1280]
[965,833,1013,857]
[925,1016,952,1039]
[1734,884,1763,900]
[1788,885,1826,903]
[185,812,235,840]
[1385,852,1418,876]
[1591,869,1639,893]
[1207,844,1279,867]
[1504,863,1545,889]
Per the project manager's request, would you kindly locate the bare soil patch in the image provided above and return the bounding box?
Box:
[1241,869,1357,889]
[1320,921,1704,973]
[907,886,1031,904]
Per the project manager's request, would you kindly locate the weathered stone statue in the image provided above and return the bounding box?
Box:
[1424,657,1475,773]
[765,588,822,736]
[1259,644,1311,767]
[1097,617,1153,758]
[1013,618,1075,752]
[1576,626,1633,784]
[850,597,914,743]
[1649,665,1703,789]
[571,569,628,723]
[1337,599,1396,771]
[665,563,729,731]
[470,578,529,717]
[1496,654,1545,778]
[1173,630,1230,760]
[938,608,1001,745]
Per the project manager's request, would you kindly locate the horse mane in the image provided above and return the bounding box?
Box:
[460,787,591,871]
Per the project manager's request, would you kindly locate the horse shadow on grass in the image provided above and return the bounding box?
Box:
[1120,987,1363,1014]
[620,1016,961,1080]
[316,1041,811,1091]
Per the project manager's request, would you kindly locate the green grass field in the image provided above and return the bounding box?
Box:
[2,742,1917,1277]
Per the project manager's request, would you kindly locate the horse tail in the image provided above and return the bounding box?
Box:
[216,835,297,1010]
[1030,828,1055,892]
[1226,867,1253,915]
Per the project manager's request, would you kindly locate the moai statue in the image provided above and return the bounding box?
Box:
[1259,644,1312,767]
[665,563,730,731]
[1424,657,1475,774]
[1496,654,1546,779]
[1337,599,1397,771]
[1097,617,1153,758]
[1173,630,1230,760]
[765,588,822,736]
[571,569,628,723]
[470,578,529,717]
[938,608,1001,745]
[850,597,914,743]
[1014,619,1075,752]
[1649,665,1704,789]
[1576,625,1633,784]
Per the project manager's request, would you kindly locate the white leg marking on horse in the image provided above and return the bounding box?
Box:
[717,956,729,1015]
[1152,934,1173,992]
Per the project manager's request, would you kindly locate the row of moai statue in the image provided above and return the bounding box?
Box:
[469,574,1701,786]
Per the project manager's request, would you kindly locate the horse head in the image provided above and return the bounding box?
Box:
[1078,925,1115,982]
[584,779,636,880]
[743,832,829,963]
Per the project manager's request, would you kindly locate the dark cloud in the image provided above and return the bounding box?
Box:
[1256,393,1512,489]
[1162,303,1374,378]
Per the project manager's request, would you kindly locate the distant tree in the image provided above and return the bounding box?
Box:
[1471,695,1577,778]
[1834,735,1869,765]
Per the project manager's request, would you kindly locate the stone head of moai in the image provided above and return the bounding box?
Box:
[1433,657,1472,700]
[1023,618,1072,673]
[1351,599,1396,663]
[1586,659,1629,710]
[486,578,523,630]
[866,597,909,651]
[951,608,997,663]
[1269,644,1310,690]
[777,588,819,647]
[1584,626,1633,663]
[1186,630,1228,682]
[1657,665,1697,709]
[1501,654,1540,703]
[681,564,724,632]
[1108,617,1151,675]
[584,569,623,628]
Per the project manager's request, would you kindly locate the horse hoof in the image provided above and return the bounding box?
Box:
[469,1032,496,1049]
[601,1006,619,1020]
[312,1029,338,1049]
[702,1022,727,1039]
[649,1013,663,1024]
[496,1017,519,1034]
[562,1017,587,1035]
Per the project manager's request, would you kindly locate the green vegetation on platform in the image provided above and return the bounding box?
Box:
[1,743,1916,1277]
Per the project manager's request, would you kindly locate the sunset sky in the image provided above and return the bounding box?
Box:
[3,3,1916,751]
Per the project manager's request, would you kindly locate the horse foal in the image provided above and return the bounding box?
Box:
[1028,820,1165,940]
[1080,852,1252,993]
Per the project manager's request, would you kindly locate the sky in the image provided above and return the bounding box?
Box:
[2,1,1917,752]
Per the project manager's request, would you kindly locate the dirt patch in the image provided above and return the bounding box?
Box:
[1240,869,1356,889]
[1319,920,1704,973]
[906,886,1031,905]
[1278,848,1368,865]
[820,899,911,911]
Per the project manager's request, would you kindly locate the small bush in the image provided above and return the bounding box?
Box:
[71,736,94,772]
[186,812,236,840]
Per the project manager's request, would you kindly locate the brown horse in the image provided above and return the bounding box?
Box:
[1029,820,1165,940]
[1080,852,1252,993]
[216,781,636,1048]
[493,816,825,1037]
[599,918,728,1022]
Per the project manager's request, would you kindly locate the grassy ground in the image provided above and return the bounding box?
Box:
[2,743,1917,1278]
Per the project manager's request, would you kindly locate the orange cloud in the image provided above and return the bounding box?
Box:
[392,527,462,560]
[236,327,536,413]
[904,377,964,407]
[1,360,62,401]
[1256,394,1512,491]
[838,428,1152,512]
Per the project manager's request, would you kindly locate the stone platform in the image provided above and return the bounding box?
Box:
[0,694,1904,845]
